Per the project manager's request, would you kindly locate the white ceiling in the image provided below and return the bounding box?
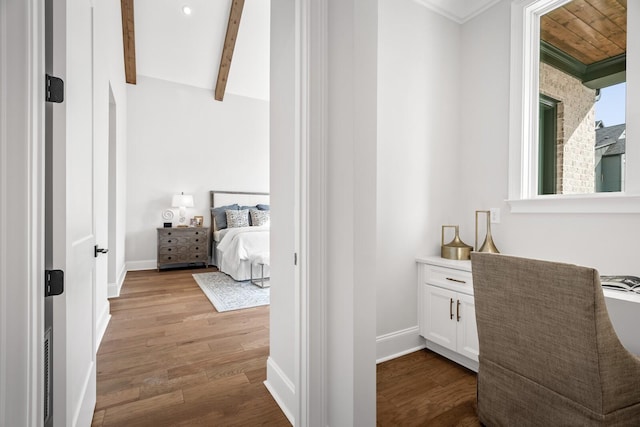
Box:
[135,0,270,101]
[414,0,501,23]
[133,0,497,101]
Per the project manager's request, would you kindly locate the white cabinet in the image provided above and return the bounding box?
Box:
[417,256,479,372]
[422,285,457,350]
[456,293,479,361]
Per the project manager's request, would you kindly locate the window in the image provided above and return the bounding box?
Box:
[508,0,640,213]
[539,95,558,195]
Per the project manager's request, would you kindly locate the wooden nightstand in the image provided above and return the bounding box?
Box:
[157,227,209,270]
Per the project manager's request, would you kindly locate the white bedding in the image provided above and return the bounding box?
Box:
[216,225,270,281]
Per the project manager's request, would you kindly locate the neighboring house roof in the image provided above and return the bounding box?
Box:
[595,123,626,156]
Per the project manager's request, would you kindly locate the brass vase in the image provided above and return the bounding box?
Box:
[441,225,473,260]
[475,211,499,253]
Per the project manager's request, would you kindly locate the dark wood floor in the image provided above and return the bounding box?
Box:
[377,351,480,426]
[92,267,479,426]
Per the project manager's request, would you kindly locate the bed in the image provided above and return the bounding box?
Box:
[210,191,270,281]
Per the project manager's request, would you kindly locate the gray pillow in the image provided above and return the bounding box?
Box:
[211,204,239,229]
[257,204,270,211]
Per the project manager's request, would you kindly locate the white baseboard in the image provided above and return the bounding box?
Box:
[425,341,479,372]
[376,326,426,364]
[264,356,295,425]
[108,263,128,298]
[126,259,156,271]
[96,303,111,350]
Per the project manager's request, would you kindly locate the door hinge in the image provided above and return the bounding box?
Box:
[294,253,298,266]
[46,74,64,103]
[45,270,64,297]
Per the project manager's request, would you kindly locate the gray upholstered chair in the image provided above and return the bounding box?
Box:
[471,252,640,426]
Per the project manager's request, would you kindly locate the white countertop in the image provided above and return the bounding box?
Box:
[416,255,471,271]
[416,254,640,303]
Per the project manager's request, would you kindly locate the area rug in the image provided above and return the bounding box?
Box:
[192,271,270,312]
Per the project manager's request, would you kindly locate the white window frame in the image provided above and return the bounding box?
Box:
[507,0,640,213]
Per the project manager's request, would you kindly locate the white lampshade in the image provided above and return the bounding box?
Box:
[172,193,194,208]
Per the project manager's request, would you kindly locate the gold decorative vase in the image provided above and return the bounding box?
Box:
[475,210,499,253]
[441,225,473,260]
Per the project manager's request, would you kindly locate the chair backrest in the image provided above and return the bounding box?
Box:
[471,253,637,413]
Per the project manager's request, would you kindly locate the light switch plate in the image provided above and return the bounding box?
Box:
[490,208,500,223]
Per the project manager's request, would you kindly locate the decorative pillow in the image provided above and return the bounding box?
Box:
[211,204,239,230]
[240,205,258,225]
[250,209,270,227]
[226,209,250,228]
[257,204,270,211]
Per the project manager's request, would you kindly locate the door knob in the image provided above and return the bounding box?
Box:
[94,245,109,257]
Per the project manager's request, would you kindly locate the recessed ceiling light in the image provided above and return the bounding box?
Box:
[182,5,192,15]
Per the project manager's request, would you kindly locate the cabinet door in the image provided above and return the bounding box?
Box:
[423,285,457,352]
[456,293,479,361]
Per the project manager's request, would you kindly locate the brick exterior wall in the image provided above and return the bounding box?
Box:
[540,62,596,194]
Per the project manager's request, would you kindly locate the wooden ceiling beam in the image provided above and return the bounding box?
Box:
[121,0,137,84]
[215,0,245,101]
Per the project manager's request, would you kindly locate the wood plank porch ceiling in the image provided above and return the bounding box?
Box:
[541,0,627,66]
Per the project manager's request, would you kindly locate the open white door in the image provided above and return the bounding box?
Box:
[48,0,97,425]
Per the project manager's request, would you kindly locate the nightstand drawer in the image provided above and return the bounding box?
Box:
[189,244,207,254]
[188,235,206,244]
[159,236,190,246]
[158,253,188,264]
[190,252,206,262]
[158,245,187,255]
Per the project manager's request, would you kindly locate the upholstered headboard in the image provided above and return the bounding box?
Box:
[209,190,270,231]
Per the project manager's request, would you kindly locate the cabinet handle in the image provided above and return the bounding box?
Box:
[457,300,461,322]
[450,298,454,320]
[446,277,466,284]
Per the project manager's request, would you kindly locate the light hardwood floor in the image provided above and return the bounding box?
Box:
[92,267,479,426]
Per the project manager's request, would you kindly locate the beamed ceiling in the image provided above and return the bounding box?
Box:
[118,0,626,99]
[120,0,270,102]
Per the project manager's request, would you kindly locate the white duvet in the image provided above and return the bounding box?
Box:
[216,225,269,281]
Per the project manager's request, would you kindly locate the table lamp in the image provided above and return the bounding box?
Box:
[172,192,194,227]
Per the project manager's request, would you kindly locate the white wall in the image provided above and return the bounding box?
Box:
[0,0,45,424]
[376,0,462,361]
[266,0,297,421]
[93,0,128,331]
[125,76,269,269]
[456,0,640,276]
[269,0,378,424]
[326,0,378,424]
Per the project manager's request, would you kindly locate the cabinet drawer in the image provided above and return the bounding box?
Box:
[189,244,207,254]
[425,265,473,294]
[159,236,190,246]
[159,245,187,255]
[158,253,188,264]
[187,235,206,245]
[188,252,207,262]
